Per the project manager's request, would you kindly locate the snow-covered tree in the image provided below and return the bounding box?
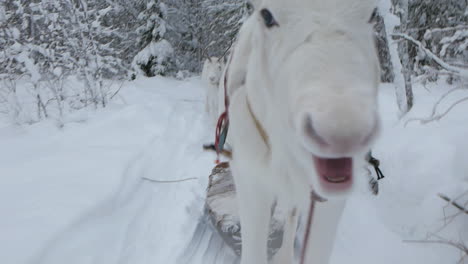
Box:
[132,0,175,77]
[161,0,249,74]
[407,0,468,83]
[202,0,250,60]
[0,0,51,120]
[65,0,130,108]
[163,0,205,73]
[376,0,468,116]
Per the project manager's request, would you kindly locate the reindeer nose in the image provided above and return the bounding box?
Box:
[299,113,378,155]
[302,115,329,148]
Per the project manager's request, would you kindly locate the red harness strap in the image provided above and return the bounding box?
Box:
[214,50,234,163]
[214,112,228,163]
[301,192,326,264]
[301,196,316,264]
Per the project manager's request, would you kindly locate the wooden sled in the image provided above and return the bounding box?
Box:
[179,158,380,263]
[179,162,285,264]
[205,162,284,258]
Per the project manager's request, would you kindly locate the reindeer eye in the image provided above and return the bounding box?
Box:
[260,9,278,28]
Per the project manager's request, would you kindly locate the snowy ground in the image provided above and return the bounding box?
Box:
[1,77,467,264]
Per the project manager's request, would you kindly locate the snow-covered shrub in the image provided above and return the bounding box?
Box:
[133,40,175,77]
[0,0,130,123]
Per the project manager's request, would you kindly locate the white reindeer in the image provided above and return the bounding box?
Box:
[201,57,224,126]
[224,1,381,263]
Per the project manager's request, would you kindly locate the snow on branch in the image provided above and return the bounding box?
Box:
[431,25,468,33]
[408,25,468,34]
[392,33,468,78]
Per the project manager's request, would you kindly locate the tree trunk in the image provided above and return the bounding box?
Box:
[35,84,48,120]
[396,0,414,112]
[371,9,395,83]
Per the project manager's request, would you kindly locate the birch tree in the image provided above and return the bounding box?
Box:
[394,0,414,113]
[371,8,395,83]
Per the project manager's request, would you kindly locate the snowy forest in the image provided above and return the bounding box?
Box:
[0,0,251,123]
[1,0,468,264]
[0,0,467,122]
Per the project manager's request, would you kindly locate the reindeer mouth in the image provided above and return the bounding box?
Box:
[313,156,353,191]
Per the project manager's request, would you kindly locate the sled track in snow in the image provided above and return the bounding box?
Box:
[36,96,239,264]
[113,101,240,263]
[178,212,239,264]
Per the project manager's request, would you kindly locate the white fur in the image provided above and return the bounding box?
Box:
[226,0,380,263]
[201,57,224,125]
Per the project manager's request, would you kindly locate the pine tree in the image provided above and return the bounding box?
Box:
[162,0,249,74]
[202,0,250,59]
[132,0,175,77]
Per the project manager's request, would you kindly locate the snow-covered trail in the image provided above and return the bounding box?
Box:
[1,77,466,264]
[32,78,238,264]
[0,77,233,264]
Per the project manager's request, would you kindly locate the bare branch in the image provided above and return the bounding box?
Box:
[110,82,124,100]
[438,193,468,215]
[220,39,234,62]
[404,239,468,260]
[435,87,467,115]
[432,191,468,234]
[201,45,213,62]
[405,88,468,126]
[404,192,468,263]
[142,176,198,184]
[405,237,468,264]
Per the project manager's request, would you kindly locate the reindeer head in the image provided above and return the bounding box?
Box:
[243,0,381,199]
[202,57,224,86]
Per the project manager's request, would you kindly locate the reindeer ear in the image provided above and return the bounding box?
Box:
[348,0,378,23]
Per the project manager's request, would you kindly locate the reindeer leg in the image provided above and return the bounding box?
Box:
[233,172,273,264]
[229,87,273,264]
[303,199,346,264]
[272,208,298,264]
